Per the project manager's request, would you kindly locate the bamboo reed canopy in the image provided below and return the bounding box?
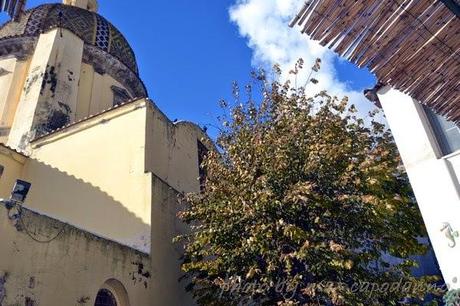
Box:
[290,0,460,123]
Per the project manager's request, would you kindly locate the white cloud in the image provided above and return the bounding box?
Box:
[229,0,376,115]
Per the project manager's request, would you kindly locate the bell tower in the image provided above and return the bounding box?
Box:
[63,0,98,12]
[0,0,145,152]
[5,0,99,151]
[7,27,84,151]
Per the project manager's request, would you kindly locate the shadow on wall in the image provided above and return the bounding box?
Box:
[20,156,151,253]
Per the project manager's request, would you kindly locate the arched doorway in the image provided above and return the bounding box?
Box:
[94,279,130,306]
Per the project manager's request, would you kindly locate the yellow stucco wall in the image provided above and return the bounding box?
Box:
[144,102,211,305]
[149,175,194,306]
[25,99,152,253]
[0,98,210,305]
[15,98,211,255]
[0,58,30,127]
[0,3,212,303]
[8,28,84,151]
[75,63,94,120]
[0,204,152,306]
[1,26,134,149]
[0,27,210,301]
[145,102,209,194]
[76,63,132,121]
[0,57,31,144]
[0,146,26,199]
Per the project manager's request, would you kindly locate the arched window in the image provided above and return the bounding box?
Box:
[94,279,130,306]
[94,289,117,306]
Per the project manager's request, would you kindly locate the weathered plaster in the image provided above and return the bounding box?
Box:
[0,22,146,148]
[39,65,57,97]
[0,204,151,306]
[0,3,212,303]
[7,28,83,151]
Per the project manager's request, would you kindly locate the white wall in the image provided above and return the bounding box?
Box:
[378,87,460,289]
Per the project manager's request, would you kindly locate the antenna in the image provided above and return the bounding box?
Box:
[0,0,26,21]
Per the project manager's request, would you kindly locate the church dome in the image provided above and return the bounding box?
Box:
[0,3,139,75]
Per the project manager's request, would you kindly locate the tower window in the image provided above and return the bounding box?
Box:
[197,140,208,191]
[0,165,4,178]
[94,289,117,306]
[111,85,131,106]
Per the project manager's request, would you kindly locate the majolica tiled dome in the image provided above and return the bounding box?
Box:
[0,3,138,74]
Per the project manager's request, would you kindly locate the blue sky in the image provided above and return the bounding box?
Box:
[1,0,376,136]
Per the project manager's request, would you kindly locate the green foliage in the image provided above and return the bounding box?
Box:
[176,60,442,305]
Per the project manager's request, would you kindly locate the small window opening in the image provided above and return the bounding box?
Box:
[111,85,131,106]
[197,140,208,192]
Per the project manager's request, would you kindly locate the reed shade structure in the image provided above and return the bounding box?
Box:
[290,0,460,123]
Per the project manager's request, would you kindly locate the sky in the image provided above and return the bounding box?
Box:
[1,0,377,137]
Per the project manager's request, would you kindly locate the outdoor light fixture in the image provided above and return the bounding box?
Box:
[0,179,31,210]
[10,180,31,203]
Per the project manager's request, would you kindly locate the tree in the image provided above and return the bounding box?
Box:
[176,60,442,305]
[444,289,460,306]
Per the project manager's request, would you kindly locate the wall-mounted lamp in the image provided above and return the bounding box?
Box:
[10,180,31,203]
[1,180,31,210]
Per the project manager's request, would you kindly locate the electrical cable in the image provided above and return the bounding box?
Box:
[16,205,66,244]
